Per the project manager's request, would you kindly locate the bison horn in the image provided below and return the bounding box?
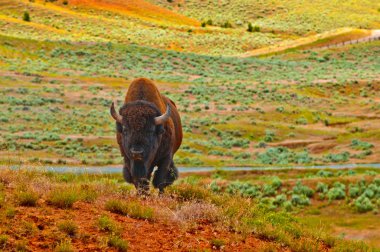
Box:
[154,104,171,125]
[110,101,123,123]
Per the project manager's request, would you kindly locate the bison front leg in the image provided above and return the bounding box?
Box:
[153,157,178,194]
[122,162,133,184]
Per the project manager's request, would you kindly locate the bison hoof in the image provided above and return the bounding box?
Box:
[137,187,150,197]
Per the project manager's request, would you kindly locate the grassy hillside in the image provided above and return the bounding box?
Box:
[0,0,286,55]
[149,0,380,35]
[0,34,379,166]
[0,168,377,251]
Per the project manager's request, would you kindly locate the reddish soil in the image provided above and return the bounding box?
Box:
[1,199,287,251]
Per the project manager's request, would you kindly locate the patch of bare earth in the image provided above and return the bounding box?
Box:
[1,198,287,251]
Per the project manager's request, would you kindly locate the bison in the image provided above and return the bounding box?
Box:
[110,78,182,194]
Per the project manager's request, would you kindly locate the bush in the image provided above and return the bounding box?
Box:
[168,184,210,201]
[283,201,293,211]
[48,188,78,209]
[256,147,312,165]
[292,181,314,198]
[291,194,310,206]
[58,220,77,236]
[209,180,221,193]
[271,177,282,190]
[351,139,373,150]
[107,235,128,252]
[211,239,225,249]
[273,194,287,206]
[316,182,328,193]
[348,185,360,198]
[226,181,261,198]
[16,190,39,207]
[55,240,74,252]
[0,235,8,249]
[262,184,276,197]
[80,186,98,203]
[247,22,254,32]
[221,21,232,28]
[325,182,346,200]
[324,152,350,163]
[98,215,120,234]
[0,192,4,208]
[23,11,30,22]
[354,195,374,213]
[316,170,334,178]
[105,200,154,220]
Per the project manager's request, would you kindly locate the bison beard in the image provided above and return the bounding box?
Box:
[110,78,182,195]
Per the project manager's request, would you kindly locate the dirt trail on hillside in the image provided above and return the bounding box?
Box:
[240,29,380,58]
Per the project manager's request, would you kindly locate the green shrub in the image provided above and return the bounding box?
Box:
[316,182,328,193]
[256,147,312,165]
[283,200,293,211]
[16,190,39,207]
[23,11,30,22]
[168,184,210,201]
[0,192,4,208]
[354,195,373,213]
[362,187,375,199]
[348,185,360,198]
[55,240,74,252]
[80,186,98,203]
[98,215,120,234]
[209,180,221,193]
[226,181,261,198]
[291,194,310,206]
[48,188,79,209]
[262,184,276,197]
[0,235,8,249]
[324,152,350,163]
[105,200,154,220]
[271,177,282,190]
[58,220,78,236]
[327,187,345,201]
[316,170,334,178]
[211,239,225,249]
[351,139,373,150]
[273,194,287,206]
[292,181,314,198]
[5,207,16,218]
[247,22,254,32]
[107,235,128,252]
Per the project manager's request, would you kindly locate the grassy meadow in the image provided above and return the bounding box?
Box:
[0,35,379,166]
[0,0,379,250]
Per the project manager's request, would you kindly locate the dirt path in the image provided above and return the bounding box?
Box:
[318,29,380,49]
[239,29,379,58]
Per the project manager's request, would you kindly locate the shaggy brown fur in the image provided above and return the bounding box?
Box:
[114,78,182,193]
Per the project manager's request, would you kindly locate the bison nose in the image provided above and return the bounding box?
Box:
[131,148,144,160]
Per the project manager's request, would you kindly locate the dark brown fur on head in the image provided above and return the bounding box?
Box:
[119,101,161,131]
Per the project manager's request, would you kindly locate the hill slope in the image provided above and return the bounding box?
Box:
[149,0,380,35]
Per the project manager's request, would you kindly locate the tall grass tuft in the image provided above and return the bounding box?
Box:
[48,187,79,209]
[105,199,154,220]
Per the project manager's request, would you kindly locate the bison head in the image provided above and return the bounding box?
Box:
[110,100,170,191]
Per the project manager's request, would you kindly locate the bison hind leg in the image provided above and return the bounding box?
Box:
[153,160,178,193]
